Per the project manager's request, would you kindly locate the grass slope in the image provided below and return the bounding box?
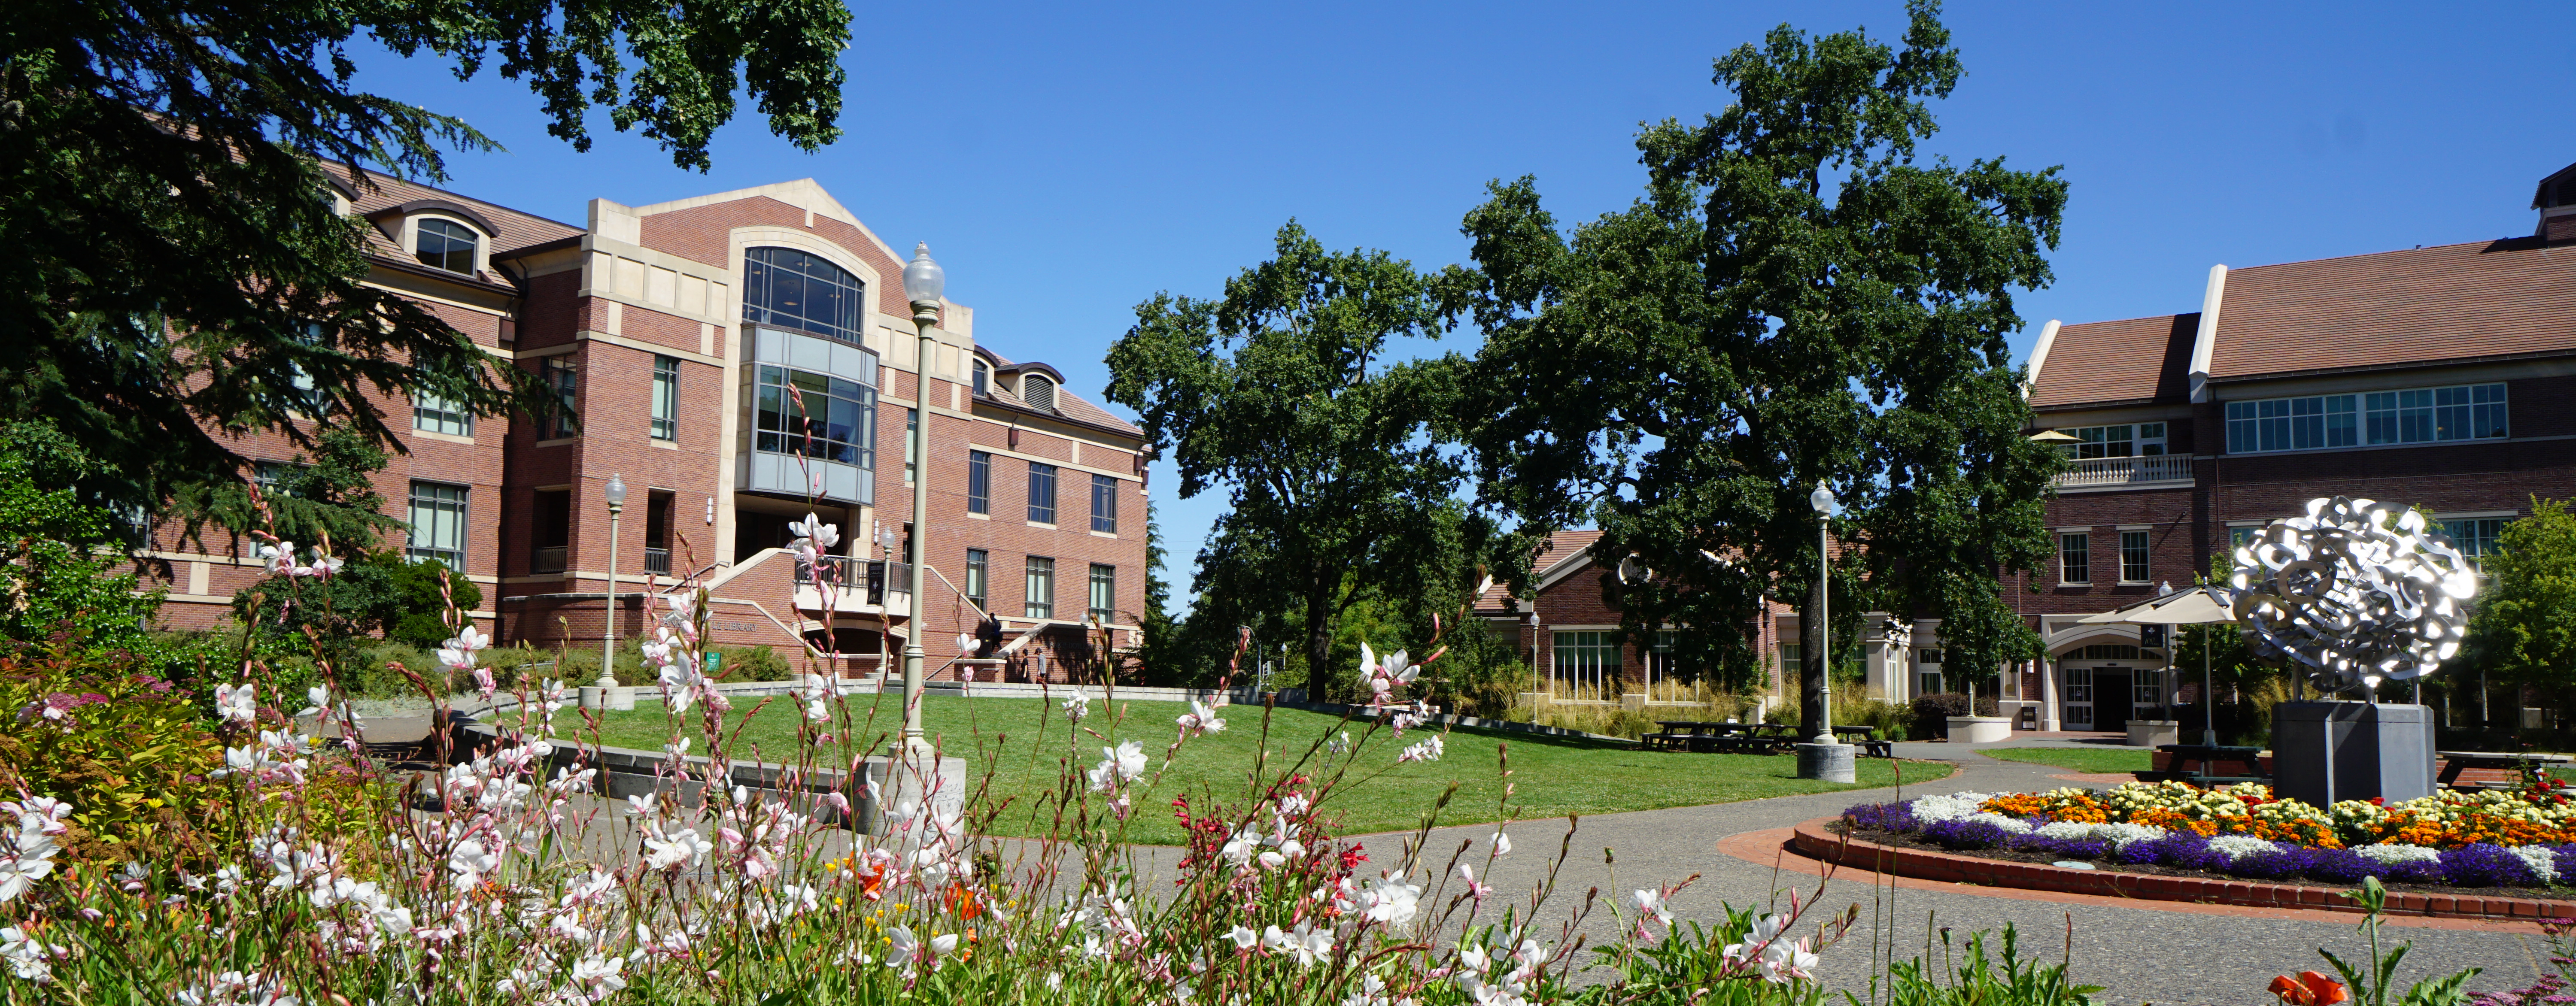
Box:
[570,693,1946,845]
[1978,746,2154,774]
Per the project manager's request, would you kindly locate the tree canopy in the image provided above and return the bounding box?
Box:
[1439,0,2065,733]
[2464,497,2576,701]
[3,0,852,518]
[1106,222,1488,693]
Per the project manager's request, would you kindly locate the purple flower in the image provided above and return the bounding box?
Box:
[1922,818,2011,850]
[2304,848,2388,885]
[1841,802,1918,833]
[2441,843,2542,887]
[2225,844,2313,880]
[2009,833,2110,860]
[2117,832,2228,871]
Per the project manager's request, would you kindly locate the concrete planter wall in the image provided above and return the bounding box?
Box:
[2126,719,2179,748]
[1946,715,2012,744]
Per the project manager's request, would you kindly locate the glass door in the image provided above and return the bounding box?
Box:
[2062,666,2093,728]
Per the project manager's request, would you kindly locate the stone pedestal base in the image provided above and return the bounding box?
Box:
[2271,702,2435,806]
[578,686,635,711]
[1947,716,2013,744]
[2126,720,2179,748]
[1797,742,1856,783]
[855,746,969,839]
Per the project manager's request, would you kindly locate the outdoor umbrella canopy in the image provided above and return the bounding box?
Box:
[2076,584,2238,744]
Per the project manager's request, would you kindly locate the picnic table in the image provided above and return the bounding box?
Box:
[2155,744,2269,785]
[1645,721,1888,757]
[2436,750,2574,791]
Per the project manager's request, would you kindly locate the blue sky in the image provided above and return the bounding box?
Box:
[350,1,2573,616]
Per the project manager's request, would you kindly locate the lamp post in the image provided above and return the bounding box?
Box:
[1796,480,1855,782]
[583,474,631,710]
[896,244,944,755]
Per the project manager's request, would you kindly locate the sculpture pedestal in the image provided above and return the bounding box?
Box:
[2270,702,2435,806]
[578,686,635,711]
[1796,742,1856,784]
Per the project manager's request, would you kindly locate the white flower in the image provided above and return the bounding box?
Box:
[1221,824,1264,867]
[447,838,498,889]
[2354,842,2442,865]
[1,925,58,982]
[1062,693,1090,722]
[1397,735,1444,763]
[1489,830,1512,857]
[1355,873,1422,926]
[2206,834,2281,863]
[1177,699,1227,736]
[0,821,63,904]
[307,552,344,579]
[570,954,626,999]
[258,541,298,576]
[1088,740,1148,792]
[214,682,258,724]
[1225,925,1259,950]
[643,822,712,870]
[1633,888,1671,925]
[1263,921,1333,967]
[1758,937,1819,983]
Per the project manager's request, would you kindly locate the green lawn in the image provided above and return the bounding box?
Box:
[1978,746,2154,774]
[568,693,1947,845]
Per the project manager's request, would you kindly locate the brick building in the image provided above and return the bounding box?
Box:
[140,171,1152,683]
[2008,159,2576,732]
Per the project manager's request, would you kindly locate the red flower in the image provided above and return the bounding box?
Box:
[2269,971,2348,1006]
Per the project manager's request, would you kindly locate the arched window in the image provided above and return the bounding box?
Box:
[744,247,866,344]
[972,359,990,396]
[416,218,478,274]
[1021,374,1055,412]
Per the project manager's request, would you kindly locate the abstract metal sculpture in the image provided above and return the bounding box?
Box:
[2228,496,2479,695]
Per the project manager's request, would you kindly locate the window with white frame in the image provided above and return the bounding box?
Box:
[2228,525,2264,556]
[1024,556,1055,619]
[2227,383,2506,454]
[2435,517,2510,567]
[2058,424,2166,459]
[414,218,478,275]
[1552,630,1620,701]
[1777,641,1801,672]
[414,389,471,437]
[2061,666,2094,727]
[406,481,468,568]
[2120,530,2150,583]
[2133,667,2165,711]
[650,356,678,441]
[2059,533,2090,584]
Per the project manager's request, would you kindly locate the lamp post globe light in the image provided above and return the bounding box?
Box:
[1796,480,1855,782]
[583,474,634,711]
[896,243,943,755]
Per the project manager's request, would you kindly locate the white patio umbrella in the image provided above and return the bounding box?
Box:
[2079,584,2238,745]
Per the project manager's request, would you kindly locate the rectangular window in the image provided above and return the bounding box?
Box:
[413,390,471,437]
[964,549,988,609]
[1024,556,1055,619]
[967,451,991,515]
[643,490,673,575]
[2120,530,2150,583]
[1777,642,1801,670]
[903,409,919,482]
[2075,644,2142,660]
[2069,424,2132,459]
[1090,473,1118,534]
[2063,667,2094,727]
[1552,630,1621,700]
[406,481,468,569]
[540,357,579,439]
[2059,533,2090,585]
[2436,517,2509,567]
[2227,394,2357,454]
[1027,462,1058,524]
[751,364,875,467]
[2229,525,2264,556]
[2354,383,2507,448]
[1918,648,1943,666]
[2134,667,2166,709]
[650,355,679,440]
[1088,564,1116,624]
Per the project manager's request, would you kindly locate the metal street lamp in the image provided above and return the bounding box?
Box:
[1796,480,1855,782]
[896,243,944,754]
[594,474,628,704]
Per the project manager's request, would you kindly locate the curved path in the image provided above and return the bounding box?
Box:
[1385,748,2543,1005]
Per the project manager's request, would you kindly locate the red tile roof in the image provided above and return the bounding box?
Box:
[976,348,1143,438]
[1474,530,1601,612]
[2208,237,2576,379]
[2026,314,2199,409]
[326,166,584,284]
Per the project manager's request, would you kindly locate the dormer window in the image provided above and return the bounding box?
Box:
[1021,374,1055,412]
[416,219,479,275]
[973,359,990,396]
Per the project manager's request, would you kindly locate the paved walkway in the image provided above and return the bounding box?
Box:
[1387,748,2544,1005]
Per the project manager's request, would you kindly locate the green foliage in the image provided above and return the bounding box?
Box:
[1106,221,1492,690]
[0,422,159,648]
[166,424,404,558]
[2463,496,2576,695]
[383,557,483,649]
[1863,923,2102,1006]
[2319,878,2480,1006]
[1583,909,1834,1006]
[1440,0,2063,740]
[5,0,853,524]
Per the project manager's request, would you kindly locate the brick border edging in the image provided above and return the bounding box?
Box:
[1789,817,2576,921]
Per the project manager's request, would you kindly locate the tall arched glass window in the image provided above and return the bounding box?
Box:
[416,219,478,274]
[744,247,866,344]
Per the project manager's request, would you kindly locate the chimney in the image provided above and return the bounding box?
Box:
[2537,162,2576,243]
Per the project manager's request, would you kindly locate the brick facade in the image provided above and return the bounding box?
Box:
[137,175,1150,685]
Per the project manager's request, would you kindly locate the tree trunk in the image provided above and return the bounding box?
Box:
[1307,587,1336,703]
[1801,571,1828,740]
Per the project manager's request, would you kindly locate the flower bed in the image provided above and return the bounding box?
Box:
[1841,780,2576,889]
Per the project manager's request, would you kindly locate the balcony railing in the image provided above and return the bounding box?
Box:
[644,547,672,575]
[2054,455,2191,489]
[796,556,912,606]
[532,545,567,574]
